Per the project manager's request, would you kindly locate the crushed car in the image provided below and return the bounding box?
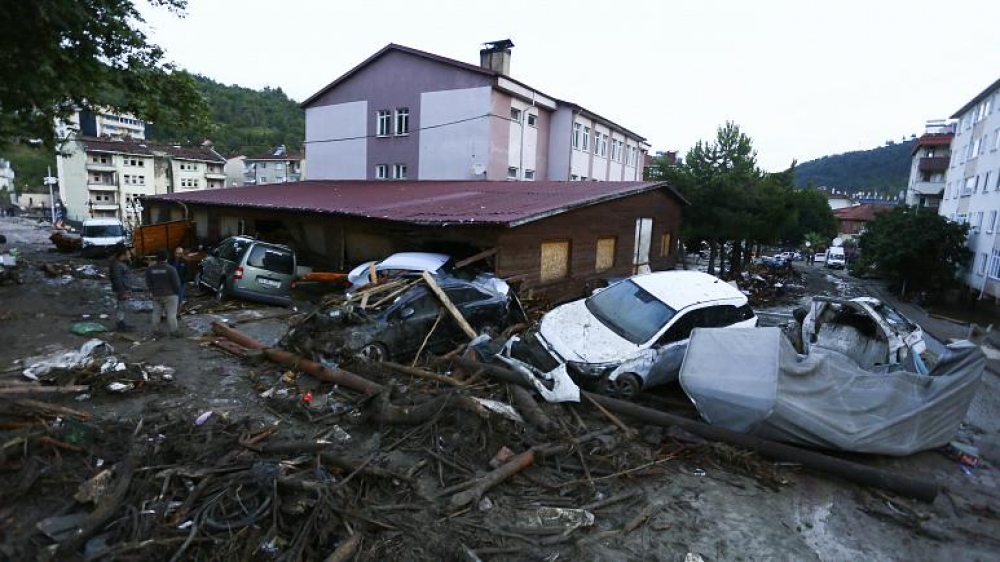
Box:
[284,273,513,363]
[680,326,985,456]
[346,252,452,292]
[507,271,757,399]
[196,236,297,306]
[800,296,926,372]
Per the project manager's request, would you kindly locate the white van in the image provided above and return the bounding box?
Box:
[826,246,846,269]
[81,218,127,256]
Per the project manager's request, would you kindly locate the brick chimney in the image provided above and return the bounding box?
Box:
[480,39,514,75]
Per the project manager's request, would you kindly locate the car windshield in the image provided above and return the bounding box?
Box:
[868,300,917,332]
[246,245,294,274]
[585,280,677,344]
[83,224,124,237]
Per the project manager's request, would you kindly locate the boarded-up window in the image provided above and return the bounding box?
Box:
[540,240,570,282]
[595,237,616,271]
[660,233,672,257]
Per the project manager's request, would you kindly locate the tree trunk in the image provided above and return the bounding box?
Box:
[707,240,718,275]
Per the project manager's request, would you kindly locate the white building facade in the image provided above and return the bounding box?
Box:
[938,77,1000,299]
[905,120,954,210]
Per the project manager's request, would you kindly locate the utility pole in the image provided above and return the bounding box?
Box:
[43,166,58,224]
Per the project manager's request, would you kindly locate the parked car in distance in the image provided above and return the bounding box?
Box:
[81,218,127,257]
[346,252,451,292]
[305,274,512,362]
[196,236,297,306]
[510,270,758,399]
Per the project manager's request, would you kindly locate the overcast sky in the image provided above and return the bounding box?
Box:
[139,0,1000,171]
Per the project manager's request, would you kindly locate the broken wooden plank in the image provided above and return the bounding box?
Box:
[367,262,378,285]
[0,385,89,396]
[383,361,464,386]
[421,271,476,339]
[455,248,496,269]
[5,398,91,419]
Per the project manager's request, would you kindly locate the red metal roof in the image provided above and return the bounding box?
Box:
[147,180,684,227]
[81,137,225,162]
[833,204,893,222]
[911,133,953,155]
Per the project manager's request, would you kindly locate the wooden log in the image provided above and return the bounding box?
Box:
[4,398,91,419]
[454,248,496,269]
[421,272,477,339]
[449,448,536,509]
[510,385,554,432]
[0,385,88,395]
[383,361,464,386]
[323,534,361,562]
[57,450,139,557]
[210,322,384,395]
[445,356,941,503]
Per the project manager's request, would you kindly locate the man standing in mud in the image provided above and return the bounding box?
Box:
[146,249,182,338]
[109,246,132,331]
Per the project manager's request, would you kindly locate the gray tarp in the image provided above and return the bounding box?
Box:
[679,327,986,456]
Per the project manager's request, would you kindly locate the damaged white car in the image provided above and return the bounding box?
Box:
[801,296,926,372]
[507,271,757,399]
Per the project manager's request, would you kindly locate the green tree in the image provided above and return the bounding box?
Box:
[783,188,837,245]
[852,206,971,295]
[0,0,208,149]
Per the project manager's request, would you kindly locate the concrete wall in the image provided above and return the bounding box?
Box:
[306,101,368,180]
[418,87,492,179]
[547,108,574,180]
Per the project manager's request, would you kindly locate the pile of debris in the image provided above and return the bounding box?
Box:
[734,262,806,306]
[49,231,82,253]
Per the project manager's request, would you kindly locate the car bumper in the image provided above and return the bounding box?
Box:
[228,286,292,307]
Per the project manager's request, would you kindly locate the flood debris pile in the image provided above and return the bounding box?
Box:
[735,262,806,306]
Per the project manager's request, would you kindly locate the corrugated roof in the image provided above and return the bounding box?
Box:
[834,204,893,222]
[146,180,684,227]
[80,137,225,163]
[911,133,953,155]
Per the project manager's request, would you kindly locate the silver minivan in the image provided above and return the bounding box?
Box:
[196,236,296,306]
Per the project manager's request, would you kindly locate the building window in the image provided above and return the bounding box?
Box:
[392,163,407,179]
[540,240,570,283]
[974,211,984,232]
[510,107,522,122]
[571,174,579,181]
[395,108,409,135]
[582,127,590,151]
[978,252,988,275]
[527,113,537,127]
[595,237,616,271]
[377,110,392,136]
[524,169,535,180]
[573,123,582,149]
[507,166,518,179]
[660,233,672,257]
[990,249,1000,279]
[259,177,267,183]
[598,134,608,157]
[375,164,388,180]
[987,210,997,234]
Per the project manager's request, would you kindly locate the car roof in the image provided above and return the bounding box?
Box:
[83,218,123,225]
[630,270,747,310]
[378,252,450,271]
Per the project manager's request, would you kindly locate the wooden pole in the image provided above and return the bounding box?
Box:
[421,272,477,339]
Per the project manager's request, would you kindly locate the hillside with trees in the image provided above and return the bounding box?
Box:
[150,75,304,157]
[794,139,916,193]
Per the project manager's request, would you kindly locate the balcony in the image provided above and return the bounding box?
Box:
[205,171,226,180]
[909,181,944,196]
[88,183,118,192]
[918,157,949,173]
[89,202,119,211]
[86,161,116,172]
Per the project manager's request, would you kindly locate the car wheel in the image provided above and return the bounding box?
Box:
[358,343,388,362]
[215,278,228,302]
[602,373,642,400]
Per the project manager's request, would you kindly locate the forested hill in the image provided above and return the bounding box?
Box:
[150,75,304,157]
[794,139,916,192]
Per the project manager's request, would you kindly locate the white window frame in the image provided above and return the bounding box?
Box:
[392,163,407,180]
[507,166,518,179]
[524,169,535,180]
[377,110,392,136]
[989,249,1000,280]
[375,164,388,180]
[987,210,997,234]
[394,108,409,135]
[599,134,608,157]
[572,123,582,149]
[527,113,537,127]
[978,252,988,275]
[510,107,522,122]
[582,127,590,151]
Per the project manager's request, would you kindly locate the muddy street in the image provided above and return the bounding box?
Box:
[2,215,999,561]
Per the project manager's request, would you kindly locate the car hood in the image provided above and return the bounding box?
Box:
[537,299,641,364]
[82,235,125,245]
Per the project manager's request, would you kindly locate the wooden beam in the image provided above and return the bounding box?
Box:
[454,248,496,269]
[420,272,477,339]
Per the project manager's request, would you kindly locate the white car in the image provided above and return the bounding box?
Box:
[346,252,451,291]
[81,218,127,257]
[511,271,758,399]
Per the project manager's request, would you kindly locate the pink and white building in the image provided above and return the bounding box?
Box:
[301,41,649,182]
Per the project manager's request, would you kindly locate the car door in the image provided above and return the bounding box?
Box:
[386,290,446,359]
[202,239,231,287]
[641,307,712,387]
[446,286,501,333]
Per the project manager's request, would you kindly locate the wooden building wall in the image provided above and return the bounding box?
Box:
[143,187,683,303]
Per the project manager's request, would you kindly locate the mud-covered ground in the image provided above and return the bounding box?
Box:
[2,215,1000,561]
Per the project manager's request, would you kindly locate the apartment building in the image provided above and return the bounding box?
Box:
[301,41,649,182]
[242,145,306,185]
[57,137,226,225]
[0,159,13,191]
[905,120,954,210]
[938,76,1000,299]
[56,108,150,141]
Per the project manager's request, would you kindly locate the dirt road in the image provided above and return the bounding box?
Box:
[2,216,999,561]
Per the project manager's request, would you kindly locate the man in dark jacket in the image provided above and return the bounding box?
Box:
[146,249,182,338]
[109,246,132,331]
[169,246,189,306]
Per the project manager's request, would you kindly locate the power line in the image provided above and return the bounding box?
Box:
[302,113,513,145]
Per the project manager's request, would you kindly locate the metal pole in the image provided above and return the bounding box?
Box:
[47,166,55,223]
